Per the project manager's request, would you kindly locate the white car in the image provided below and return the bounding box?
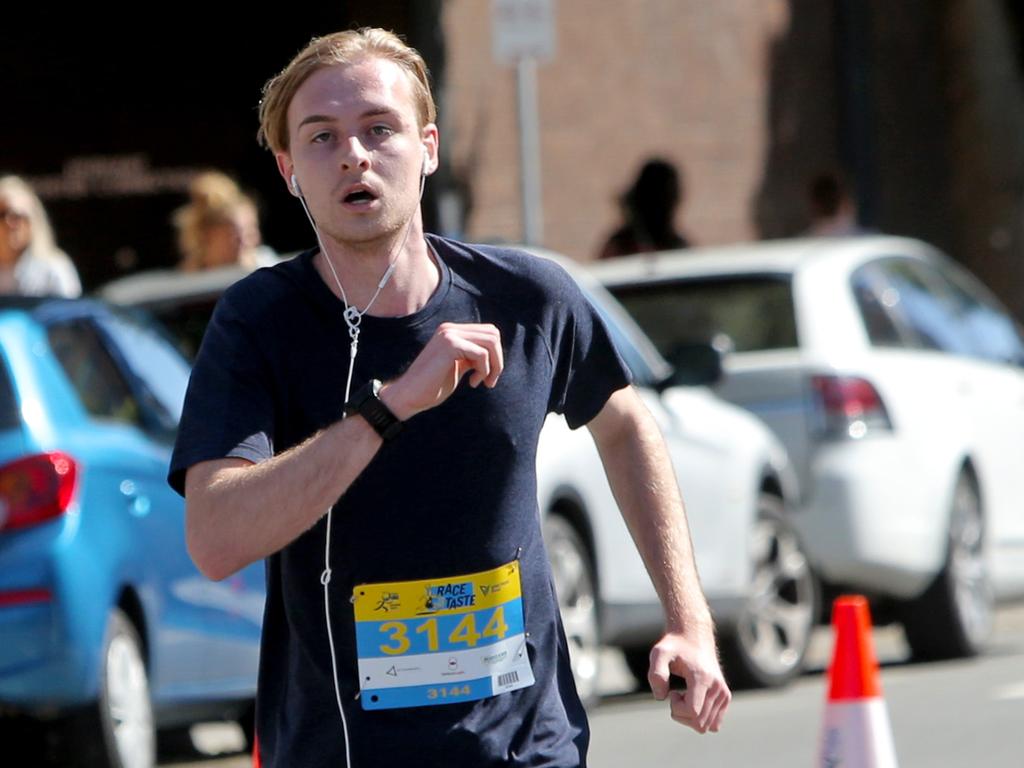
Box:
[100,249,811,696]
[593,235,1024,661]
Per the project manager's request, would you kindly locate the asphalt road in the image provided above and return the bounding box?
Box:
[166,602,1024,767]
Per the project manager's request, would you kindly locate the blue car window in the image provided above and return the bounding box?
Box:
[96,311,190,427]
[0,351,19,429]
[47,321,141,426]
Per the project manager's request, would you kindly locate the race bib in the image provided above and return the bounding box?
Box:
[352,560,535,710]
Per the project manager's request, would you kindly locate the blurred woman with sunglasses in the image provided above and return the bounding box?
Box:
[0,175,82,297]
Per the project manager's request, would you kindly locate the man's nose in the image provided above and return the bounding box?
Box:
[340,137,371,171]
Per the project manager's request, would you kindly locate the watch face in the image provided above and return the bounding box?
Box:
[349,378,401,440]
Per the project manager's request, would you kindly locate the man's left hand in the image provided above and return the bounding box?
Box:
[647,631,731,734]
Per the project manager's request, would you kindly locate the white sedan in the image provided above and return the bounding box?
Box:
[593,235,1024,661]
[100,250,812,697]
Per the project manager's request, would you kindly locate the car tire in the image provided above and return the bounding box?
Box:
[155,725,198,758]
[543,513,601,708]
[238,702,256,750]
[718,493,817,689]
[902,471,993,660]
[621,646,654,689]
[88,608,156,768]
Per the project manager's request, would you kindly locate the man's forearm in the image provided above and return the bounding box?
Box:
[185,413,384,580]
[588,388,714,635]
[589,389,732,732]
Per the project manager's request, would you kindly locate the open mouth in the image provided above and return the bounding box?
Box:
[343,189,377,204]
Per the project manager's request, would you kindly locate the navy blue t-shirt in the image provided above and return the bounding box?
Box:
[169,235,631,768]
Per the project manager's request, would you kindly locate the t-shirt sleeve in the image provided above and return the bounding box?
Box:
[545,267,633,429]
[168,290,276,496]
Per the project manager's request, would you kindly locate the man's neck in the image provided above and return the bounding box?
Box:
[314,225,440,318]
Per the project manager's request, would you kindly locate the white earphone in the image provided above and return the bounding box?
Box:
[290,173,302,197]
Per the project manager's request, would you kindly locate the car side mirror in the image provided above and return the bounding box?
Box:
[657,342,724,390]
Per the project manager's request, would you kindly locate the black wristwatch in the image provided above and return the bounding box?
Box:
[344,379,403,441]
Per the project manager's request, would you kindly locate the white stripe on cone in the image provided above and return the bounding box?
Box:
[819,698,898,768]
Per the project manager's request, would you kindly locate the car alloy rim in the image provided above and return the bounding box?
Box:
[106,633,155,768]
[949,477,992,646]
[545,518,600,700]
[738,516,815,676]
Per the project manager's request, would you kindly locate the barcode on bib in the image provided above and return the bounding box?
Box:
[497,671,519,687]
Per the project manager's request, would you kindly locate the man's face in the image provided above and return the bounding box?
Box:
[277,57,437,251]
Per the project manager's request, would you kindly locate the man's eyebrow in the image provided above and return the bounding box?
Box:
[296,114,336,131]
[296,108,401,131]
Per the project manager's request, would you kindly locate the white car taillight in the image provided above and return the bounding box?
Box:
[810,375,892,440]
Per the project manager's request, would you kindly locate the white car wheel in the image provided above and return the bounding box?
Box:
[903,471,993,659]
[99,609,156,768]
[544,514,601,708]
[720,493,817,688]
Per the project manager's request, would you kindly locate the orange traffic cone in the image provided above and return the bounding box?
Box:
[818,595,899,767]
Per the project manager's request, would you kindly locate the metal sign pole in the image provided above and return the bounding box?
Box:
[492,0,554,247]
[516,57,543,246]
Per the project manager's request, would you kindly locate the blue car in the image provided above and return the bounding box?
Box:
[0,297,264,768]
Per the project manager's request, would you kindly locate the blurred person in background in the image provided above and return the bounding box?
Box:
[804,170,871,237]
[598,158,691,259]
[174,170,279,272]
[0,175,82,297]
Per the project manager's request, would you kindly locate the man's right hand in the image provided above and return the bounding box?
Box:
[380,323,503,420]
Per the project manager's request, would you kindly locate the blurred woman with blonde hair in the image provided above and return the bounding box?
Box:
[0,175,82,297]
[174,171,278,272]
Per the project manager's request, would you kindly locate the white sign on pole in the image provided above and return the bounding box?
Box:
[492,0,556,64]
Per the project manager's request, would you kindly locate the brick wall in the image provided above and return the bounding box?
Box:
[441,0,791,261]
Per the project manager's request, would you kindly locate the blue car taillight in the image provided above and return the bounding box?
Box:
[0,452,79,532]
[810,375,892,440]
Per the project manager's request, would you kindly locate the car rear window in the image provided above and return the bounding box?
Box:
[853,257,1024,364]
[609,275,798,355]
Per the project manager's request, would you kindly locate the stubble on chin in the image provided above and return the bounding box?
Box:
[319,198,420,255]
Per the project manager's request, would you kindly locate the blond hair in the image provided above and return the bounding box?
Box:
[0,175,63,263]
[257,27,436,154]
[174,171,263,272]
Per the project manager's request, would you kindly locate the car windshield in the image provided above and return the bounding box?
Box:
[608,275,798,355]
[575,282,671,388]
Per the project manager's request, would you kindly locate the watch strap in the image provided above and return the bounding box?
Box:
[344,379,402,440]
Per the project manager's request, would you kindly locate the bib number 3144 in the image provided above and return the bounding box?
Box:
[352,561,535,710]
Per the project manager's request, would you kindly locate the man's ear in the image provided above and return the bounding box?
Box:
[275,152,297,196]
[420,124,439,176]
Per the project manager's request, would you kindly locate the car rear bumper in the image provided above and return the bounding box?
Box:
[0,523,99,708]
[0,601,92,708]
[796,439,948,599]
